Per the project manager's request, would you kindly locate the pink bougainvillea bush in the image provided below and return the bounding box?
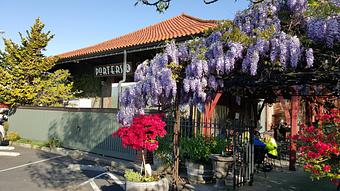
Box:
[113,113,167,152]
[292,109,340,181]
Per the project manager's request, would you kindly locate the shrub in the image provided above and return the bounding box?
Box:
[113,114,167,180]
[292,109,339,181]
[180,136,228,164]
[6,131,20,141]
[46,137,61,148]
[124,169,158,182]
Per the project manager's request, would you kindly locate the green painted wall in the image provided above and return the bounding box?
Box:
[9,107,136,161]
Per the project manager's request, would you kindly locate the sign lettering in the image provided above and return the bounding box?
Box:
[94,63,132,77]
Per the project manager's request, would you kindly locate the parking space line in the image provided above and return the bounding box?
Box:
[0,151,20,156]
[0,155,64,173]
[78,172,125,190]
[89,180,101,191]
[79,172,107,187]
[106,172,125,188]
[0,146,15,150]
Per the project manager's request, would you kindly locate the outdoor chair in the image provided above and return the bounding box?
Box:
[254,146,270,177]
[265,152,282,170]
[266,141,290,170]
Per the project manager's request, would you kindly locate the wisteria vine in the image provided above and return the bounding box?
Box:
[118,0,339,125]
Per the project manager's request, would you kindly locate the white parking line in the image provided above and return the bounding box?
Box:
[89,180,101,191]
[0,151,20,156]
[0,146,15,150]
[0,155,64,173]
[78,172,125,190]
[79,172,107,187]
[106,172,125,188]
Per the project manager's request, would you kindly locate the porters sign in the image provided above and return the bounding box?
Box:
[94,63,132,77]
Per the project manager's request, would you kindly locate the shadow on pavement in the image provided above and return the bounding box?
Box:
[238,167,337,191]
[24,150,104,190]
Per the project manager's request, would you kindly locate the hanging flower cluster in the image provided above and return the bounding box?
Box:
[117,42,180,125]
[113,114,167,152]
[307,16,340,48]
[234,0,281,35]
[291,109,340,180]
[287,0,307,15]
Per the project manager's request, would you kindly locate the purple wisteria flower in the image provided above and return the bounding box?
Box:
[234,0,281,35]
[307,15,339,47]
[165,41,179,64]
[289,36,301,69]
[134,60,149,82]
[178,43,190,62]
[208,76,218,90]
[306,48,314,68]
[287,0,307,15]
[205,31,222,46]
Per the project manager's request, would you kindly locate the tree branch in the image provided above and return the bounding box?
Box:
[139,0,266,12]
[203,0,219,4]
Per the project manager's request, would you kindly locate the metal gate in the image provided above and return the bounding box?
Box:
[229,120,255,188]
[165,117,255,188]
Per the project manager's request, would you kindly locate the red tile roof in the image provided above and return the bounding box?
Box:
[58,14,217,60]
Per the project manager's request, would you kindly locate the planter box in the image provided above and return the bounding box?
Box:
[125,178,169,191]
[185,161,213,184]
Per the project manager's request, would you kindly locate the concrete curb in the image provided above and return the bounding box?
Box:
[11,142,138,172]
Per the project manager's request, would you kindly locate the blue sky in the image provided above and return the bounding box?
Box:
[0,0,249,56]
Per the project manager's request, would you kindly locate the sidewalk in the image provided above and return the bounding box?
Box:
[194,167,336,191]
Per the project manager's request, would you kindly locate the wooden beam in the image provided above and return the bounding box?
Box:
[289,95,299,171]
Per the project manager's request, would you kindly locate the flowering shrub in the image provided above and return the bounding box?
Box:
[113,114,167,152]
[292,109,340,181]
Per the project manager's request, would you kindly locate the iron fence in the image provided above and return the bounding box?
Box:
[164,117,256,188]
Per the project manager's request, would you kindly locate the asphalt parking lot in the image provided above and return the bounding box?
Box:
[1,146,336,191]
[0,146,125,191]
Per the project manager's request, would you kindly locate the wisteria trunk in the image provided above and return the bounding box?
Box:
[172,89,181,190]
[141,149,146,175]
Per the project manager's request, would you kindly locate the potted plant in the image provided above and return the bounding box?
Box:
[209,137,234,189]
[113,114,169,191]
[180,136,228,184]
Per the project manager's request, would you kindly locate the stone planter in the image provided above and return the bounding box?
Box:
[125,178,169,191]
[185,160,213,184]
[209,154,234,190]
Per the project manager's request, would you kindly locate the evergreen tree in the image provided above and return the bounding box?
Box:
[0,18,73,107]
